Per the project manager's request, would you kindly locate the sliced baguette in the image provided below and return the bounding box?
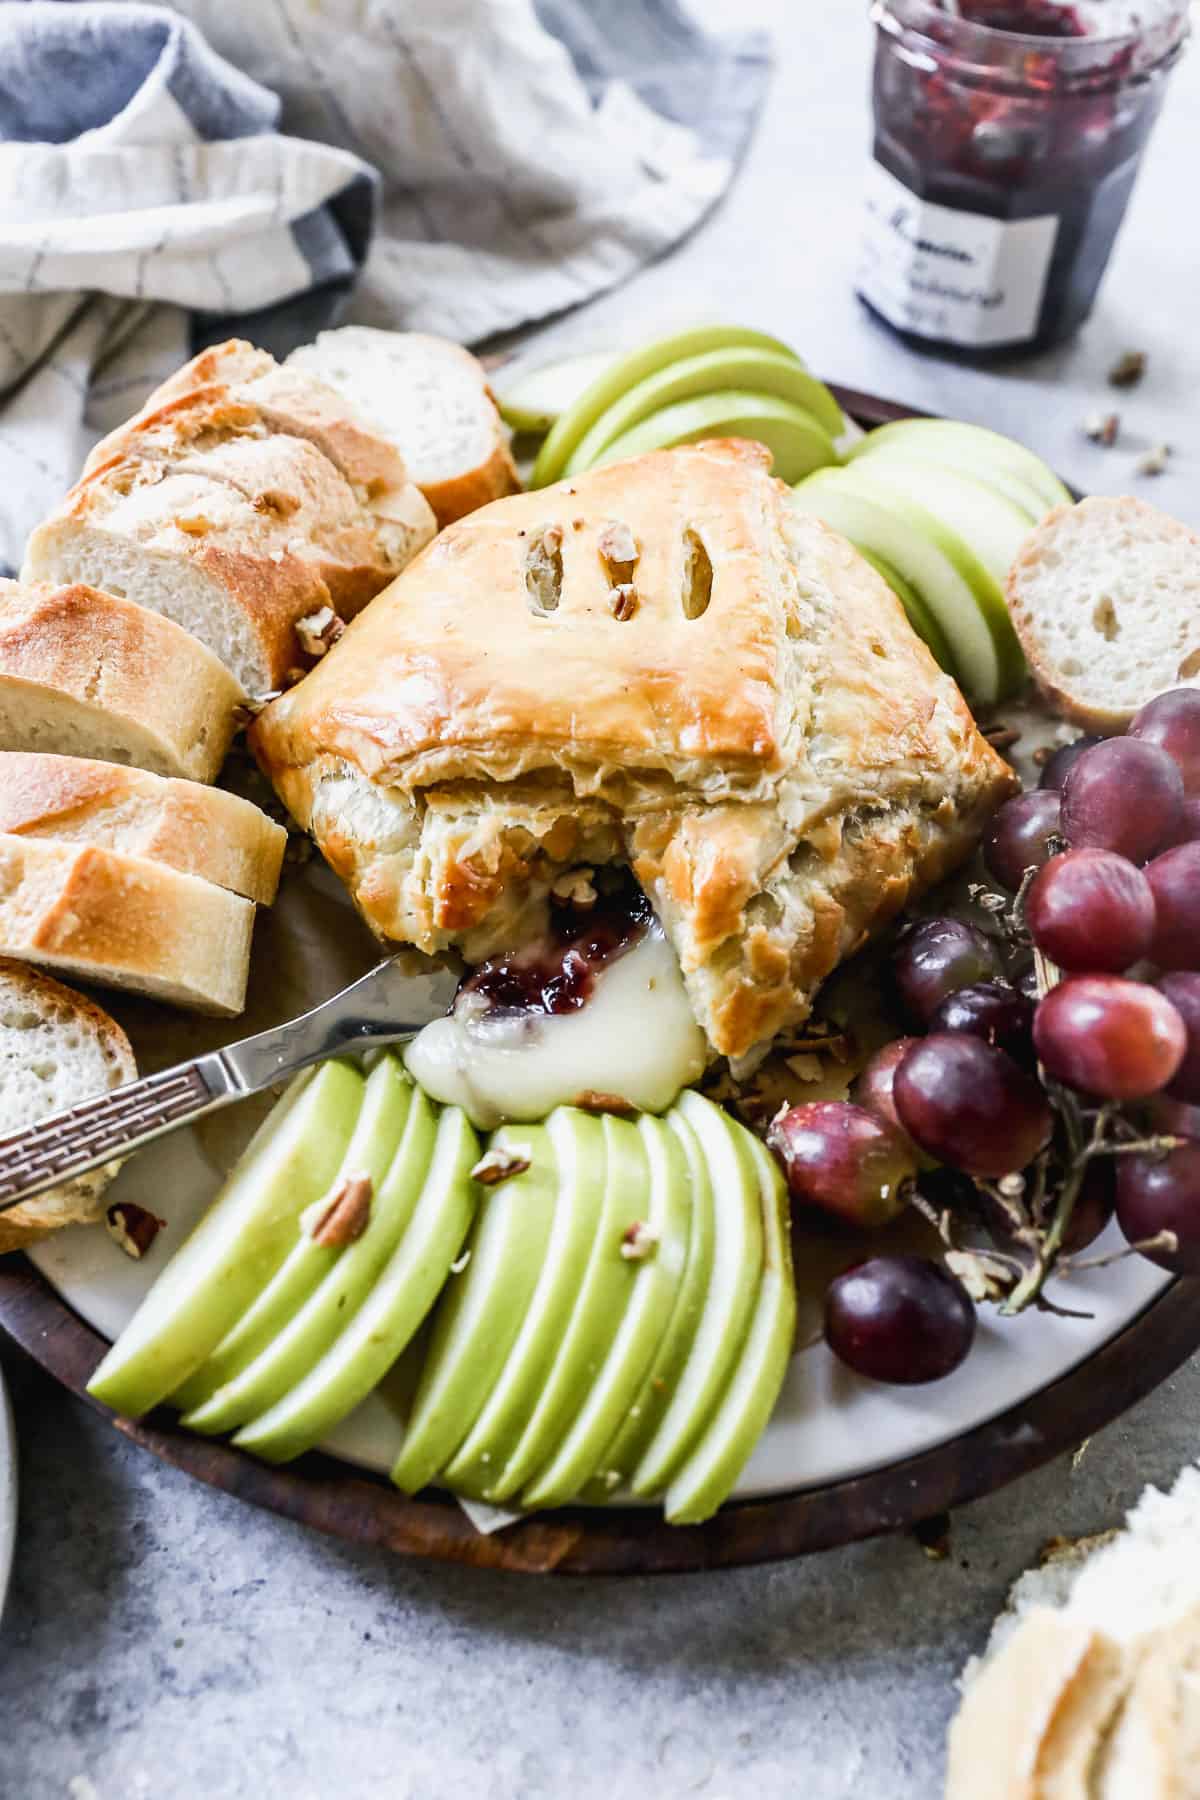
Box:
[0,754,286,904]
[287,328,520,525]
[26,437,401,693]
[1006,497,1200,731]
[0,578,242,783]
[0,958,136,1253]
[0,835,254,1015]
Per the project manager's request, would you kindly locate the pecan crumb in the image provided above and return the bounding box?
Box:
[105,1202,165,1260]
[574,1091,638,1117]
[295,607,345,659]
[1083,411,1120,447]
[597,520,639,571]
[302,1171,373,1247]
[471,1148,531,1187]
[610,583,638,621]
[1137,443,1171,477]
[550,866,598,909]
[1108,349,1147,388]
[620,1220,660,1261]
[253,488,301,517]
[174,514,212,535]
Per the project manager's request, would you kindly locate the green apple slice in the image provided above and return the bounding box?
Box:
[494,351,622,435]
[520,1112,692,1509]
[480,1114,650,1503]
[629,1092,764,1498]
[580,1103,716,1502]
[850,441,1045,525]
[87,1061,364,1418]
[388,1123,559,1494]
[790,468,1017,703]
[172,1054,414,1419]
[564,348,844,475]
[847,419,1070,513]
[234,1103,480,1464]
[592,391,837,485]
[843,453,1035,588]
[664,1131,796,1525]
[855,546,957,680]
[531,325,803,486]
[179,1074,436,1436]
[439,1109,608,1499]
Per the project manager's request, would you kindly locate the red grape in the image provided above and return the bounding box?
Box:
[768,1101,915,1228]
[928,981,1034,1060]
[1116,1143,1200,1273]
[983,790,1062,891]
[850,1039,921,1148]
[1165,796,1200,848]
[1147,1092,1200,1140]
[893,1034,1053,1177]
[825,1255,976,1384]
[1145,843,1200,970]
[1034,975,1186,1101]
[1130,688,1200,794]
[1039,735,1102,792]
[1060,1160,1116,1255]
[892,918,1001,1024]
[1158,972,1200,1104]
[1025,849,1156,973]
[1060,738,1183,862]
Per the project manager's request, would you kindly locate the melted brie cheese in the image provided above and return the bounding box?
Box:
[404,925,707,1129]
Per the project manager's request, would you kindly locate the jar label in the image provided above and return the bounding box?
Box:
[857,160,1059,348]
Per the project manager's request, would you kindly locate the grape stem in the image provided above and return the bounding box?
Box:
[1060,1229,1179,1274]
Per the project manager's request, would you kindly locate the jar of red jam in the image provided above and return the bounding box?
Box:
[857,0,1189,356]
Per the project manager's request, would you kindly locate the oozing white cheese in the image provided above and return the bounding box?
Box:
[404,925,707,1129]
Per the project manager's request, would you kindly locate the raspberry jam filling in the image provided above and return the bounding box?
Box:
[457,873,653,1018]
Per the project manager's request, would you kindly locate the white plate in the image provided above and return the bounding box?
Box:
[24,843,1174,1506]
[0,1362,16,1614]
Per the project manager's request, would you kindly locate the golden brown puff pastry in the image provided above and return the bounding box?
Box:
[252,441,1016,1058]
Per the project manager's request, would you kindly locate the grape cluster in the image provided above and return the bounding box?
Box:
[767,688,1200,1389]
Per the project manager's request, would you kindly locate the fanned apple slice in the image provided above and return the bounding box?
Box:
[87,1061,364,1419]
[848,418,1071,513]
[180,1077,437,1436]
[531,324,802,485]
[565,347,844,474]
[593,390,837,485]
[521,1112,692,1510]
[848,455,1035,589]
[665,1131,796,1524]
[235,1103,480,1465]
[387,1123,559,1494]
[629,1092,764,1498]
[480,1115,650,1503]
[580,1105,716,1502]
[855,546,957,680]
[172,1054,413,1418]
[494,350,621,435]
[440,1109,608,1500]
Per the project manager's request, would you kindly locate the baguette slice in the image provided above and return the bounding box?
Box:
[0,835,254,1015]
[0,754,286,904]
[287,329,520,525]
[0,578,242,783]
[0,958,137,1254]
[1006,497,1200,731]
[26,438,400,693]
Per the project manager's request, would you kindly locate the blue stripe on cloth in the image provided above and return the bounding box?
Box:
[534,0,772,165]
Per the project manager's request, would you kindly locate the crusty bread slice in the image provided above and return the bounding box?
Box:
[0,835,254,1015]
[82,348,436,569]
[25,436,404,693]
[287,329,520,525]
[1006,497,1200,732]
[0,578,242,783]
[0,958,137,1254]
[0,753,286,904]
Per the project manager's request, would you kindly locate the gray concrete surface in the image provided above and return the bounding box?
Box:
[3,4,1199,1796]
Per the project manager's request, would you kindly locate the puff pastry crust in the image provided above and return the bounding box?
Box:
[253,441,1016,1057]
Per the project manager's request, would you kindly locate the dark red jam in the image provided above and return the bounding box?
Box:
[861,0,1187,355]
[457,872,653,1019]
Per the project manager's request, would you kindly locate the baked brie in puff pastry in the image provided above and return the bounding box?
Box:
[252,441,1016,1060]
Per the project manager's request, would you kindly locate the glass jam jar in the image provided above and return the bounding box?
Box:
[857,0,1189,356]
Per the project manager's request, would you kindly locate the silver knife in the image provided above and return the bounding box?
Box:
[0,957,441,1216]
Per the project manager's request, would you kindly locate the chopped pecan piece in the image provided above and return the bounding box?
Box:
[471,1148,531,1187]
[620,1220,660,1261]
[574,1091,638,1117]
[295,607,345,659]
[105,1202,165,1260]
[302,1172,373,1247]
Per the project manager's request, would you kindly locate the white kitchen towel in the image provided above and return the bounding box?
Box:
[0,0,770,573]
